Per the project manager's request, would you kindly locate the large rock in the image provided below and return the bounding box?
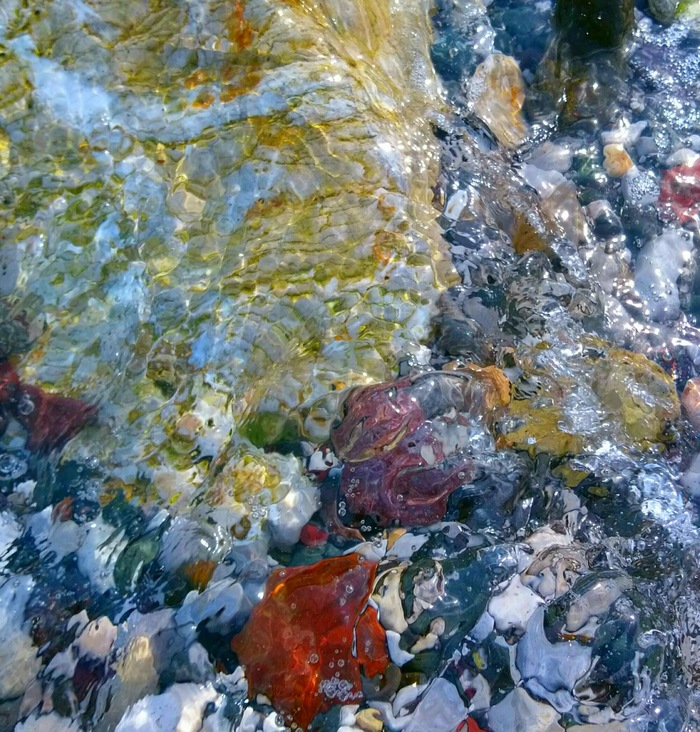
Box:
[0,1,455,512]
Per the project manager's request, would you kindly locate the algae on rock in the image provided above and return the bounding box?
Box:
[0,0,456,515]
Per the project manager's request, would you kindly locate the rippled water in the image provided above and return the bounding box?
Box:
[0,0,700,730]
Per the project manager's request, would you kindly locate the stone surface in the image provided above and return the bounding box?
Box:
[0,0,457,520]
[469,53,528,148]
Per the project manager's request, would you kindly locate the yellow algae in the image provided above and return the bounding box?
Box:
[505,399,584,457]
[0,130,9,179]
[552,463,590,488]
[503,338,680,458]
[590,348,679,448]
[512,212,551,254]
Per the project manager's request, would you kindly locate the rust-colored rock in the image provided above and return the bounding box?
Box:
[232,554,388,730]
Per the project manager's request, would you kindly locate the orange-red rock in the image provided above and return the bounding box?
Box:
[231,554,388,730]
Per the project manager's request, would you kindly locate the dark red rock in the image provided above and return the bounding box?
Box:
[340,422,473,526]
[331,377,425,463]
[13,383,97,452]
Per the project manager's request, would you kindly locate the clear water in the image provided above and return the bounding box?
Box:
[0,0,699,730]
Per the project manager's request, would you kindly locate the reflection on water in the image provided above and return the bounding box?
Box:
[0,0,700,730]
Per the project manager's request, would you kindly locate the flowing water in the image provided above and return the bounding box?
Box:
[0,0,699,730]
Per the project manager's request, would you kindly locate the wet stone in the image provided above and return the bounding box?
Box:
[1,1,700,731]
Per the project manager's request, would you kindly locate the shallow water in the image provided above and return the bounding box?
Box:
[0,0,700,730]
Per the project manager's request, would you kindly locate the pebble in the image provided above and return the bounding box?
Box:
[634,230,694,322]
[680,452,700,496]
[565,577,633,632]
[355,708,384,732]
[15,712,80,732]
[666,148,700,167]
[114,683,221,732]
[385,629,415,666]
[0,577,42,702]
[601,120,648,146]
[521,165,566,198]
[444,190,470,220]
[517,606,592,710]
[526,141,574,173]
[603,144,634,177]
[487,575,544,633]
[682,378,700,429]
[469,53,528,148]
[404,679,468,732]
[487,687,563,732]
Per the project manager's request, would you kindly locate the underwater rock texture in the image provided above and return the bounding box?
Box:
[3,0,700,730]
[0,0,455,505]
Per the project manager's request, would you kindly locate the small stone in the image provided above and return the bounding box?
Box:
[488,687,563,732]
[649,0,680,23]
[634,231,694,323]
[682,378,700,430]
[666,148,700,167]
[487,575,544,633]
[15,712,80,732]
[603,144,634,177]
[565,576,632,632]
[469,53,528,149]
[444,190,469,220]
[601,120,648,146]
[526,141,573,173]
[175,413,203,441]
[517,606,593,705]
[404,679,468,732]
[356,708,384,732]
[0,576,42,702]
[114,682,221,732]
[385,629,415,666]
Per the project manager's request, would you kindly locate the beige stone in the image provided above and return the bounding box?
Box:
[682,377,700,429]
[469,53,529,148]
[603,144,634,177]
[356,708,384,732]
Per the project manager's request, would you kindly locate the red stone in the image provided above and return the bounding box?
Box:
[14,384,97,452]
[458,719,487,732]
[231,554,389,730]
[340,422,473,526]
[331,377,425,462]
[299,523,329,547]
[660,160,700,226]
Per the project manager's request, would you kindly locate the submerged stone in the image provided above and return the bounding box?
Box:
[231,554,388,729]
[468,53,528,149]
[553,0,634,56]
[529,0,635,126]
[2,0,457,512]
